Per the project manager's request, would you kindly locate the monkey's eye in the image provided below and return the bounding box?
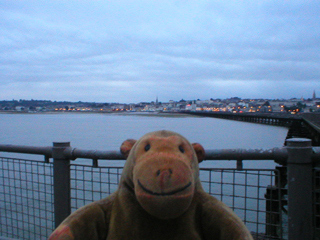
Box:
[145,144,151,152]
[179,145,185,153]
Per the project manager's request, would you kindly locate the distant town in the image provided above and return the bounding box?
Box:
[1,92,320,114]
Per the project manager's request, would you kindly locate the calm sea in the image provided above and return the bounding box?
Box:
[0,112,288,168]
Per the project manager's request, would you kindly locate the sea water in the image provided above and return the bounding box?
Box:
[0,112,288,168]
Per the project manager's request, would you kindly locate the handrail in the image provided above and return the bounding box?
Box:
[0,144,52,156]
[67,148,124,160]
[1,143,320,165]
[205,148,288,164]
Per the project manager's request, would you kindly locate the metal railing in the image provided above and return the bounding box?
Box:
[0,157,54,239]
[1,138,320,240]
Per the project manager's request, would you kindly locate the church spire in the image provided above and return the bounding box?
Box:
[313,90,316,100]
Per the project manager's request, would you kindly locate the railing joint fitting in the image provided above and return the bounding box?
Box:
[92,159,98,167]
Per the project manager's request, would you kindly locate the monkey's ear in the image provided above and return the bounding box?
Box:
[120,139,137,158]
[192,143,205,163]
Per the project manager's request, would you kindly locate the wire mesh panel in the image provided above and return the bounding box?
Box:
[200,167,287,240]
[69,163,287,239]
[70,164,123,211]
[0,158,287,240]
[0,157,54,240]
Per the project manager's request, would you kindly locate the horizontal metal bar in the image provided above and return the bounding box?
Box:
[0,144,52,157]
[0,144,319,164]
[66,148,124,160]
[205,148,288,163]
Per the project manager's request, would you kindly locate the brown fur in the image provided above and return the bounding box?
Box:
[49,130,253,240]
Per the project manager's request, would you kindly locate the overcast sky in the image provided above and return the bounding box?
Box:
[1,0,319,103]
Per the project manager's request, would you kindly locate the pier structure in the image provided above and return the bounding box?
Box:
[182,111,320,146]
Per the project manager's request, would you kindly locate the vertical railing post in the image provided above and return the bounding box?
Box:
[52,142,71,228]
[286,138,313,240]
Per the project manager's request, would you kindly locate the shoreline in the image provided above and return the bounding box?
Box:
[0,110,198,118]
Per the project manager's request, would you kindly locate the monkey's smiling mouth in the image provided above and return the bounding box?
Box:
[137,180,192,196]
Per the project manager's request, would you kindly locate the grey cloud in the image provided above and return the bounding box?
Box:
[0,0,320,102]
